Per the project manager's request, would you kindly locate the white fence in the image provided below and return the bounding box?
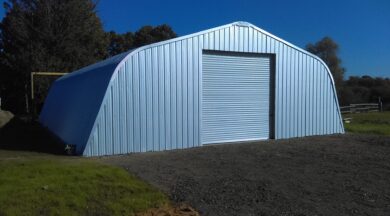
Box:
[340,103,380,114]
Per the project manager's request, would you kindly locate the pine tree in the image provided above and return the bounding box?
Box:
[0,0,108,114]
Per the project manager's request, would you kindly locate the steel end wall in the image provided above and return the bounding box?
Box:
[83,22,343,156]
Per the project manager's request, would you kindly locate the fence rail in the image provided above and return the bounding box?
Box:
[340,103,380,114]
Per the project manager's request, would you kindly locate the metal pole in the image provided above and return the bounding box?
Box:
[31,72,35,100]
[30,72,68,100]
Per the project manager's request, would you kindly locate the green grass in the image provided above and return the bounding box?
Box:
[343,111,390,136]
[0,152,168,216]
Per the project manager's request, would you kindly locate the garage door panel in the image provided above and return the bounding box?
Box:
[202,51,270,145]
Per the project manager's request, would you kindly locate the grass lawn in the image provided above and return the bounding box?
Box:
[0,151,168,216]
[343,111,390,136]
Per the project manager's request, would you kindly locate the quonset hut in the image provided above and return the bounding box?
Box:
[40,21,344,156]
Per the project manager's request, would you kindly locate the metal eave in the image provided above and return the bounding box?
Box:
[246,23,344,132]
[82,23,238,155]
[115,21,344,133]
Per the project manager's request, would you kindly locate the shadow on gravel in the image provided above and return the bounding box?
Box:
[0,117,65,155]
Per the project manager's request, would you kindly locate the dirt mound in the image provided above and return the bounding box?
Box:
[0,110,14,128]
[0,116,65,154]
[137,204,199,216]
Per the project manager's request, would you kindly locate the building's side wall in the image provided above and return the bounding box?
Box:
[83,23,343,156]
[39,52,129,154]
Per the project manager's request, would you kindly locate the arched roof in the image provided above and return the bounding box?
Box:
[40,21,343,154]
[39,51,133,150]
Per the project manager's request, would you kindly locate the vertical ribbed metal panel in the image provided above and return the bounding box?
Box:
[78,22,344,156]
[201,51,270,144]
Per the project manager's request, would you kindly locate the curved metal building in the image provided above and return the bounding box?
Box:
[40,21,344,156]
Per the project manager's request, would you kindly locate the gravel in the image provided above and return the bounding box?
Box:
[101,134,390,216]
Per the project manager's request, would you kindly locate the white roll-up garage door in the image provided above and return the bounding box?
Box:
[201,51,271,144]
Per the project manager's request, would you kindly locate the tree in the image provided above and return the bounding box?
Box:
[133,24,177,47]
[338,75,390,110]
[106,31,134,57]
[306,37,345,95]
[0,0,107,114]
[106,24,177,57]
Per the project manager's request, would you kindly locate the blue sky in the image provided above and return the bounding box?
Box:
[1,0,389,78]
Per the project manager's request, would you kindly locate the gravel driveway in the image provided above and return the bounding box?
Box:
[101,134,390,216]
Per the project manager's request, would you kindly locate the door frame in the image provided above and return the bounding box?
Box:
[199,49,276,144]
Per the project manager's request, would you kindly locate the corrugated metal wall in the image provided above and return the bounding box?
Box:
[83,22,344,156]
